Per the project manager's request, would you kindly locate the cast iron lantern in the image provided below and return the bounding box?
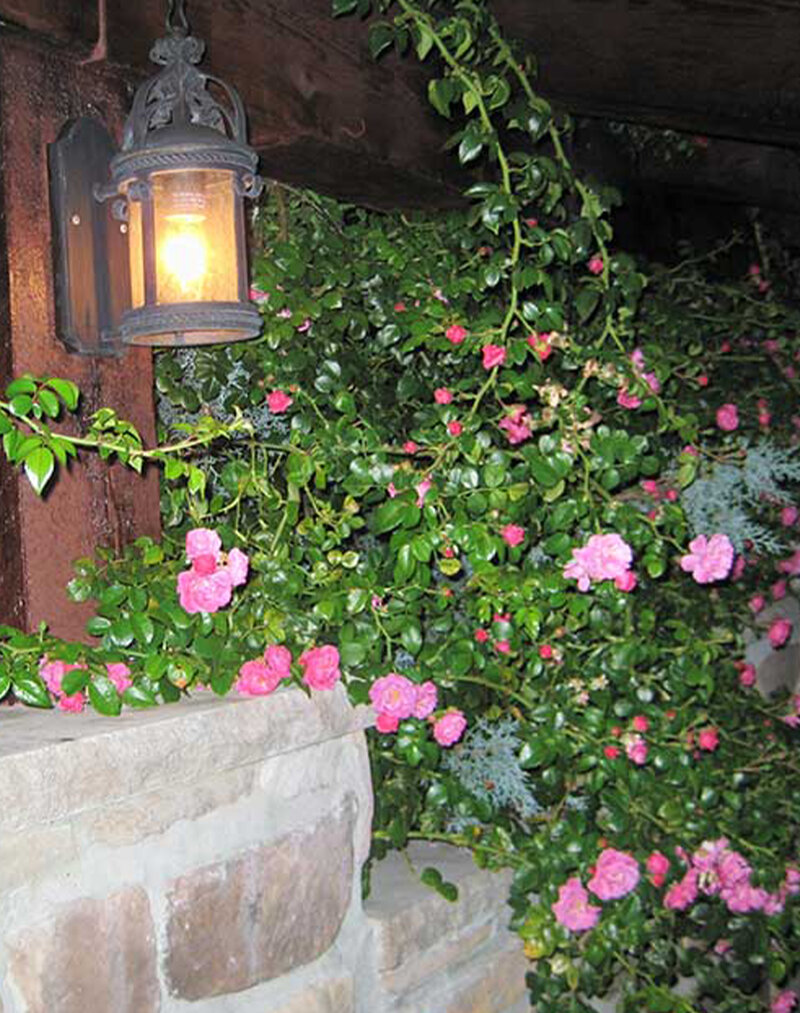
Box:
[49,0,263,354]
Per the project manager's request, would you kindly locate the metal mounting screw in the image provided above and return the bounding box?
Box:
[71,214,81,226]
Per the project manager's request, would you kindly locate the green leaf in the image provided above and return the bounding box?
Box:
[88,674,122,716]
[12,674,52,708]
[123,683,158,708]
[36,388,60,418]
[86,615,112,637]
[9,394,33,418]
[5,377,37,398]
[415,23,434,60]
[46,377,80,410]
[131,614,155,646]
[368,22,394,59]
[0,672,10,699]
[62,666,89,696]
[373,499,405,535]
[286,452,314,487]
[23,446,55,495]
[428,78,453,118]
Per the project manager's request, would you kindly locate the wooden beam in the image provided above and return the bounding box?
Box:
[100,0,465,210]
[0,32,160,640]
[490,0,800,149]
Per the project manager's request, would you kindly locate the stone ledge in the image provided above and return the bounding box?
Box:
[0,686,371,833]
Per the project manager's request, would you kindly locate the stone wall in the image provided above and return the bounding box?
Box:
[0,687,528,1013]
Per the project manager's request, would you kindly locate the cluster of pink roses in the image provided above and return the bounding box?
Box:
[663,838,799,916]
[177,529,249,615]
[552,847,640,931]
[368,672,466,746]
[563,533,636,592]
[236,643,341,697]
[39,658,132,713]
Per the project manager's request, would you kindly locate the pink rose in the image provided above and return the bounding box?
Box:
[664,869,699,910]
[626,734,648,765]
[772,991,798,1013]
[263,645,292,680]
[698,726,719,751]
[716,403,739,431]
[236,656,284,696]
[434,388,453,404]
[587,256,604,275]
[299,644,341,691]
[376,712,400,733]
[552,877,601,932]
[106,662,132,694]
[416,478,433,508]
[738,663,757,688]
[482,344,507,370]
[249,285,269,304]
[474,629,489,643]
[433,709,467,746]
[403,440,419,454]
[498,405,532,445]
[226,547,249,587]
[39,658,86,697]
[267,389,293,413]
[646,851,670,887]
[588,848,640,900]
[445,324,467,345]
[564,533,633,591]
[501,524,525,547]
[632,714,649,733]
[749,594,766,614]
[58,691,85,713]
[369,673,418,721]
[177,566,234,614]
[186,528,222,562]
[528,332,553,361]
[447,420,463,437]
[781,506,798,527]
[604,745,620,759]
[394,301,406,313]
[614,570,638,592]
[772,579,788,601]
[495,639,511,655]
[413,681,438,719]
[778,549,800,575]
[617,388,642,410]
[769,618,792,648]
[679,533,734,584]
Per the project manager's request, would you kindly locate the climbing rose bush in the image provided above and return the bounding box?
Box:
[1,1,799,1010]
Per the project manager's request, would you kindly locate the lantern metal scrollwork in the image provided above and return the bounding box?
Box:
[49,0,264,354]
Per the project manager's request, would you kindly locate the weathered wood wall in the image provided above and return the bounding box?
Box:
[0,32,160,639]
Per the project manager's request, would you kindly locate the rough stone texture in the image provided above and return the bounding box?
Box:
[0,822,78,895]
[165,806,355,1000]
[392,939,529,1013]
[0,686,371,834]
[6,888,158,1013]
[265,976,355,1013]
[366,842,514,973]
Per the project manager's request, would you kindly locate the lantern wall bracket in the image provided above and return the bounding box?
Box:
[49,117,131,358]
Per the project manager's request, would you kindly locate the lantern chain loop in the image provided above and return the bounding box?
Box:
[166,0,190,36]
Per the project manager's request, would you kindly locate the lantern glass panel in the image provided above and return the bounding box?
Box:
[151,168,238,305]
[127,197,145,309]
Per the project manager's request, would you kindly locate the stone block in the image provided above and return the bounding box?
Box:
[265,976,355,1013]
[366,842,513,972]
[6,887,158,1013]
[165,804,355,1000]
[392,936,529,1013]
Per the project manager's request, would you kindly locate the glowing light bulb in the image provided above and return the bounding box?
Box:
[160,227,208,297]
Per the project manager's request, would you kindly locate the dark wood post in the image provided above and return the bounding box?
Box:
[0,32,160,640]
